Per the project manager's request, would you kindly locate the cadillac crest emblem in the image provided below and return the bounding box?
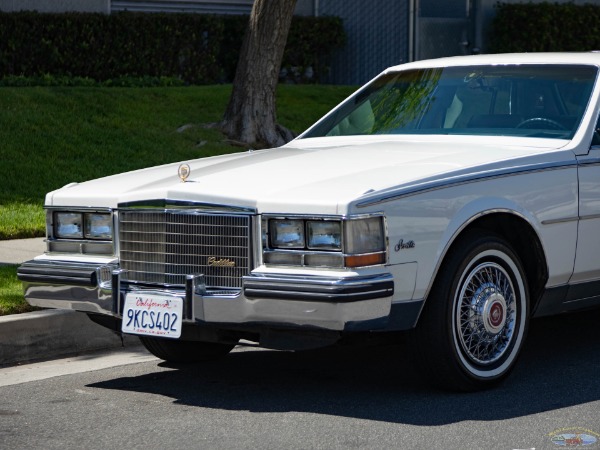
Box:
[178,163,191,182]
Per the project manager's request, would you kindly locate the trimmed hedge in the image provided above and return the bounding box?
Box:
[491,2,600,53]
[0,11,345,85]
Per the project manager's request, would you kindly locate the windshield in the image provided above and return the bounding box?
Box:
[303,65,597,140]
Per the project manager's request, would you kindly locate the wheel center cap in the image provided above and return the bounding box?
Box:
[482,292,507,335]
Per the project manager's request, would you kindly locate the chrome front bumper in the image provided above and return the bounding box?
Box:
[18,259,395,332]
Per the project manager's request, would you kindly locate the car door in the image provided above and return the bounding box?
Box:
[570,116,600,305]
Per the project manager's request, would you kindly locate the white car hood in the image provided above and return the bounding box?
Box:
[47,135,570,215]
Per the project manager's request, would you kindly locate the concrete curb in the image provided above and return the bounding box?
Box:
[1,238,143,366]
[0,309,141,366]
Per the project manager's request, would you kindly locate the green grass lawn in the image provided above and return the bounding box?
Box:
[0,265,34,314]
[0,84,354,238]
[0,83,355,313]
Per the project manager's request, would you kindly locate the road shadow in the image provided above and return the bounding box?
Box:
[89,308,600,426]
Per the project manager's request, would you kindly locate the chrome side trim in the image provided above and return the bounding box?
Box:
[541,216,580,225]
[577,157,600,166]
[243,273,394,302]
[356,160,577,207]
[578,213,600,221]
[542,213,600,225]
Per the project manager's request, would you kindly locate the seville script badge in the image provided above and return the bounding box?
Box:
[178,163,191,183]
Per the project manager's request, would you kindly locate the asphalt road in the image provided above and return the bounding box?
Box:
[1,310,599,450]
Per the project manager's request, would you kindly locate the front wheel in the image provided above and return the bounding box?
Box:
[411,231,529,391]
[140,336,236,363]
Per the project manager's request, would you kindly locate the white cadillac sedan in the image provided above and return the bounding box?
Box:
[18,53,600,391]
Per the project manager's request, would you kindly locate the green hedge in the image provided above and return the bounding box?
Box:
[0,11,345,85]
[491,2,600,53]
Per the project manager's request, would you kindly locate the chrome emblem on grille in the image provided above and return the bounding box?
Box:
[207,257,236,267]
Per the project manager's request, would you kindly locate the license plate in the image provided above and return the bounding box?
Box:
[122,292,183,339]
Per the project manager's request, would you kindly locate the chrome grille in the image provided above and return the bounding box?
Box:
[119,210,251,288]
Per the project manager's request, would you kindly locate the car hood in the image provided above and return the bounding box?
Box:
[47,135,571,215]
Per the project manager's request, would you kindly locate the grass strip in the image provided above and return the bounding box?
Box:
[0,265,35,315]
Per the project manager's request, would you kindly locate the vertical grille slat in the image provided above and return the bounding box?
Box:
[119,210,251,288]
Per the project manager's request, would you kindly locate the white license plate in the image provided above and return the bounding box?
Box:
[122,292,183,339]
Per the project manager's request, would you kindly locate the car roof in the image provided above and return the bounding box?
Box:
[386,52,600,73]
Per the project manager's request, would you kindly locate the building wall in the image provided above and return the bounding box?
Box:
[319,0,409,85]
[0,0,109,13]
[0,0,312,15]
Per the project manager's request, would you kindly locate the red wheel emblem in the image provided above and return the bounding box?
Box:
[489,303,503,327]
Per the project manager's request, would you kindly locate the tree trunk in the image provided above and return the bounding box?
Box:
[220,0,297,149]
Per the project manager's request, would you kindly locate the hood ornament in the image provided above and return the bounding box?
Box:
[178,163,191,183]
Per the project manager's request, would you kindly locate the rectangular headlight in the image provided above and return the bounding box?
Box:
[54,212,83,239]
[344,217,385,254]
[307,221,341,250]
[270,219,305,248]
[84,213,113,240]
[263,215,386,269]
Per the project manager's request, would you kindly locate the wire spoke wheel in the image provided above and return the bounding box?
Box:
[410,231,529,391]
[455,262,516,366]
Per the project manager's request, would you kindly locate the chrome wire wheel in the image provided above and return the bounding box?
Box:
[455,261,516,366]
[410,233,530,391]
[451,248,527,380]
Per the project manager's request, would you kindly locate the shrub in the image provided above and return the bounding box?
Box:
[491,2,600,53]
[0,11,346,85]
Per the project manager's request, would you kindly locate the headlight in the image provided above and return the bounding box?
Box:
[54,211,112,240]
[54,212,83,239]
[307,221,341,250]
[85,213,113,240]
[344,217,385,254]
[270,219,305,248]
[264,215,386,268]
[344,217,386,267]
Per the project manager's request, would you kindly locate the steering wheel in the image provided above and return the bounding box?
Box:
[516,117,567,130]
